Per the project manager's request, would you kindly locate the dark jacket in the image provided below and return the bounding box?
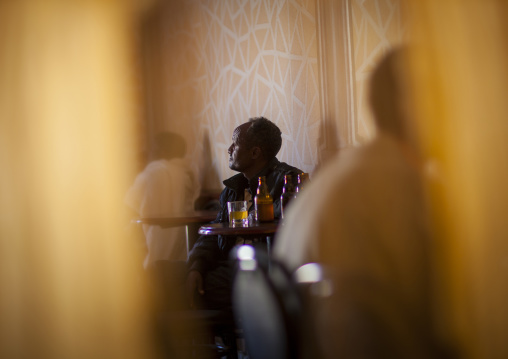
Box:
[188,157,302,274]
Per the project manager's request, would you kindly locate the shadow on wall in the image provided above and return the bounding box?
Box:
[197,130,222,204]
[315,117,340,173]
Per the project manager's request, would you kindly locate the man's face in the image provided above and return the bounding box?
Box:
[228,123,254,173]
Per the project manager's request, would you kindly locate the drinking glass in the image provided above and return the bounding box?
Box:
[227,201,249,226]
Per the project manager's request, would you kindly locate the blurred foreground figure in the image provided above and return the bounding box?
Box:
[274,49,452,358]
[125,132,200,269]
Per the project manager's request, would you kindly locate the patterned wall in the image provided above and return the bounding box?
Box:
[314,0,405,152]
[350,0,407,142]
[141,0,406,190]
[145,0,320,191]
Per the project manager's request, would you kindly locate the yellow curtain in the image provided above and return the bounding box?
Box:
[407,1,508,358]
[0,1,157,357]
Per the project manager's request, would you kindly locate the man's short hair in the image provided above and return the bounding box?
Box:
[154,131,187,159]
[368,47,407,141]
[245,117,282,159]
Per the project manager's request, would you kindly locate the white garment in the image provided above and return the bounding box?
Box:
[125,158,201,268]
[274,133,437,358]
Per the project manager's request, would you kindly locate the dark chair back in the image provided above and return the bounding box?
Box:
[232,246,304,359]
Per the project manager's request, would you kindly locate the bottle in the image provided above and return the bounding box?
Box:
[294,172,309,197]
[254,176,274,222]
[280,174,296,219]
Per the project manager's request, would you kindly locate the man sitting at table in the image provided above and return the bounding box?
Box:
[125,131,200,269]
[186,116,302,309]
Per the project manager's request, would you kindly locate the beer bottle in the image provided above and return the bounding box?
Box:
[280,174,296,219]
[295,172,309,197]
[254,176,274,222]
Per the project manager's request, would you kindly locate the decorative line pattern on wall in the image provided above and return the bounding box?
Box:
[158,0,320,189]
[314,0,405,153]
[145,0,406,188]
[350,0,406,142]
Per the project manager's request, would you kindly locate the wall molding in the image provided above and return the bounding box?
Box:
[316,0,358,151]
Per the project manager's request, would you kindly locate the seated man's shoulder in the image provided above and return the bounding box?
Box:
[274,160,302,175]
[218,186,235,202]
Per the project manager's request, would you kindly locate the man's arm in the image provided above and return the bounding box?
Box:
[186,270,204,308]
[187,185,229,273]
[185,186,230,307]
[185,235,222,308]
[187,235,222,273]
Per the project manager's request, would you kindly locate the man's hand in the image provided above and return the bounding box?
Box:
[186,270,205,309]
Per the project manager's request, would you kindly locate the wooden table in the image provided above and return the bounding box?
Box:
[198,221,278,236]
[134,211,217,228]
[134,210,218,253]
[198,221,280,259]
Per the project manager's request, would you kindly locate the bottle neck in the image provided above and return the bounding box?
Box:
[257,177,267,195]
[282,183,294,193]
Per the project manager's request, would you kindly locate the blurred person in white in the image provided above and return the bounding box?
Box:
[274,48,453,358]
[125,132,201,269]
